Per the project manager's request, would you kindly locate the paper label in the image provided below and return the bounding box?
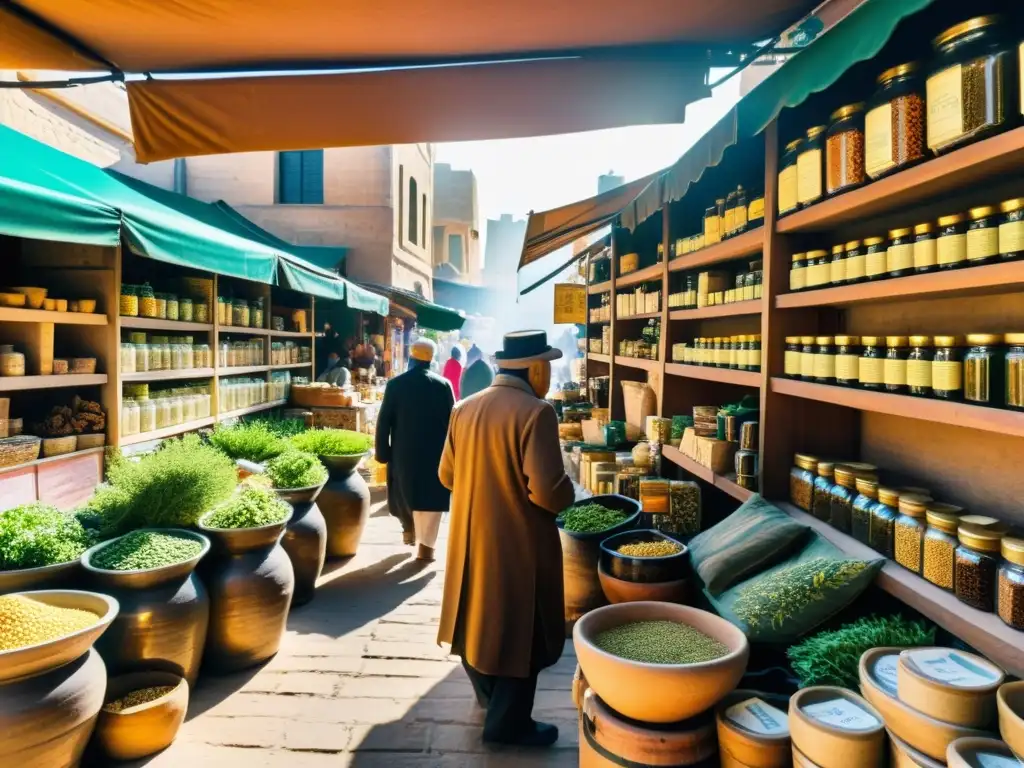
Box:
[724,208,736,236]
[865,103,895,178]
[914,239,937,269]
[802,699,880,731]
[967,227,999,261]
[907,359,932,388]
[905,648,1001,688]
[735,206,748,230]
[866,250,887,277]
[937,234,966,265]
[873,654,900,696]
[884,358,907,387]
[797,149,822,205]
[807,263,828,288]
[814,354,835,379]
[887,243,913,273]
[749,198,764,221]
[800,352,815,378]
[750,349,761,368]
[933,360,963,392]
[830,258,846,284]
[845,254,866,280]
[999,220,1024,253]
[704,217,720,244]
[927,64,964,151]
[785,350,800,376]
[778,167,798,214]
[725,697,790,736]
[860,357,884,385]
[975,754,1020,768]
[836,354,859,381]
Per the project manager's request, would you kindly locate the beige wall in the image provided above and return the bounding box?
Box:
[391,144,433,295]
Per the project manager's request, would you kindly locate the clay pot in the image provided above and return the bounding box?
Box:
[890,733,945,768]
[0,559,82,596]
[198,512,295,673]
[597,562,689,604]
[896,647,1003,728]
[276,482,328,607]
[946,737,1019,767]
[317,452,371,558]
[82,529,211,688]
[996,681,1024,761]
[93,671,189,761]
[599,529,690,583]
[790,685,887,768]
[573,601,749,724]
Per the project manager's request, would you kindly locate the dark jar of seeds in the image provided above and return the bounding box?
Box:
[829,244,847,286]
[923,509,961,591]
[860,336,884,391]
[835,335,861,387]
[894,494,933,575]
[1006,333,1024,411]
[907,336,933,397]
[790,453,818,512]
[845,240,866,284]
[964,333,1004,406]
[966,205,999,266]
[798,126,826,208]
[932,335,963,400]
[785,336,802,378]
[778,138,802,216]
[800,336,817,381]
[1000,198,1024,261]
[955,524,1005,612]
[826,103,866,196]
[829,465,862,535]
[812,461,836,522]
[887,228,914,278]
[871,487,900,558]
[927,16,1014,155]
[997,537,1024,630]
[852,477,879,546]
[864,236,888,281]
[790,252,808,292]
[914,222,938,273]
[866,61,926,179]
[937,214,967,270]
[814,336,836,384]
[884,336,910,395]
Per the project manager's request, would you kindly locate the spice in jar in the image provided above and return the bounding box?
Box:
[907,336,933,397]
[805,249,830,289]
[997,537,1024,630]
[778,138,802,216]
[871,487,900,558]
[860,336,884,390]
[894,493,932,575]
[165,293,179,321]
[887,228,914,278]
[1006,333,1024,411]
[812,461,836,522]
[666,481,699,532]
[913,223,937,273]
[785,337,802,378]
[119,284,139,317]
[835,336,861,386]
[797,126,825,208]
[866,62,925,179]
[966,205,999,265]
[923,508,961,591]
[864,236,888,281]
[814,336,835,384]
[884,336,909,395]
[829,244,846,285]
[999,198,1024,261]
[932,336,963,400]
[829,465,864,535]
[800,336,816,381]
[194,301,209,324]
[937,214,967,270]
[851,476,879,546]
[826,103,865,196]
[845,240,866,283]
[964,333,1003,406]
[790,453,818,512]
[790,252,808,292]
[955,523,1004,612]
[138,283,157,318]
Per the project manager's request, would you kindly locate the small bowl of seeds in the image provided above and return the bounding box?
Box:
[94,671,189,760]
[599,529,690,583]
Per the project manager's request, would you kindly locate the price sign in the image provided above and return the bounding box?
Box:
[553,283,586,324]
[803,699,879,731]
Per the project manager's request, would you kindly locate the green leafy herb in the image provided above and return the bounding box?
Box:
[595,620,728,664]
[290,428,372,457]
[203,486,291,529]
[558,503,629,533]
[0,503,96,571]
[91,530,203,571]
[208,420,290,463]
[265,451,328,489]
[257,418,307,438]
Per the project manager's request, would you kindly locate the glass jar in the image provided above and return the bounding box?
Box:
[170,396,184,425]
[194,301,209,324]
[997,537,1024,630]
[887,228,914,278]
[233,299,250,328]
[138,283,157,318]
[139,399,156,434]
[955,524,1005,612]
[964,333,1004,406]
[860,336,884,390]
[966,205,999,266]
[871,487,900,558]
[790,252,808,292]
[937,214,967,270]
[153,292,167,320]
[883,336,909,394]
[866,61,926,179]
[932,335,963,400]
[120,342,136,374]
[724,189,738,238]
[790,453,818,512]
[160,342,171,371]
[844,240,866,284]
[797,126,825,208]
[852,476,879,546]
[835,335,861,386]
[829,244,847,286]
[812,461,836,522]
[748,193,765,228]
[913,222,937,273]
[217,296,229,325]
[1006,333,1024,411]
[121,399,140,437]
[864,236,888,281]
[165,294,179,321]
[170,344,184,371]
[923,509,961,591]
[734,186,748,235]
[829,465,861,534]
[907,336,933,397]
[704,205,721,246]
[748,335,762,372]
[927,16,1014,155]
[251,298,265,329]
[894,494,932,574]
[778,138,802,216]
[785,337,802,378]
[134,343,149,372]
[805,249,830,290]
[716,199,726,240]
[800,336,816,381]
[732,336,744,370]
[1000,198,1024,261]
[826,103,866,196]
[179,296,193,322]
[119,285,139,317]
[814,336,836,384]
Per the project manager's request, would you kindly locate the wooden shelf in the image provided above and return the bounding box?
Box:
[777,126,1024,233]
[665,363,761,388]
[0,446,106,477]
[662,445,753,502]
[771,377,1024,440]
[120,316,213,333]
[268,329,312,338]
[0,373,107,392]
[120,416,216,446]
[779,501,1024,678]
[616,263,663,288]
[668,227,764,272]
[614,356,660,372]
[776,260,1024,309]
[587,353,611,364]
[219,365,269,376]
[270,362,312,370]
[0,307,107,325]
[219,325,270,336]
[617,311,661,321]
[669,300,762,320]
[219,399,288,420]
[120,367,216,382]
[588,280,612,295]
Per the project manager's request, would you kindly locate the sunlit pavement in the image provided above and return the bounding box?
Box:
[127,495,579,767]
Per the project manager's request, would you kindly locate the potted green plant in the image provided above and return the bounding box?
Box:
[0,503,95,595]
[207,419,290,479]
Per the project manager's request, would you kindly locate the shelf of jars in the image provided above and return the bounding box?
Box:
[661,444,753,503]
[0,373,108,392]
[665,363,760,388]
[0,306,108,326]
[119,316,213,333]
[121,367,216,383]
[669,300,762,320]
[616,262,663,288]
[219,325,270,336]
[668,226,764,272]
[120,416,216,446]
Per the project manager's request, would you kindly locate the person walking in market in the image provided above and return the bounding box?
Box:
[442,344,463,400]
[459,343,494,400]
[374,338,454,560]
[438,330,575,747]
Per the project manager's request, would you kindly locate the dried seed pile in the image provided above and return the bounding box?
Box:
[790,472,813,512]
[889,93,925,167]
[923,535,956,590]
[894,518,924,573]
[616,540,682,558]
[998,569,1024,630]
[594,620,728,664]
[559,504,629,534]
[826,128,865,193]
[955,548,998,611]
[91,530,203,571]
[104,686,175,712]
[0,594,98,651]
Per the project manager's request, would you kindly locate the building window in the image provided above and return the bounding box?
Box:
[421,193,427,252]
[448,233,464,272]
[278,150,324,204]
[408,177,419,244]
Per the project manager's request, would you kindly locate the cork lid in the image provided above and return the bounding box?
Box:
[898,494,932,517]
[926,501,964,516]
[794,453,819,472]
[958,515,1009,534]
[958,524,1004,553]
[1002,537,1024,567]
[855,477,879,498]
[877,487,900,507]
[817,461,835,477]
[925,509,960,534]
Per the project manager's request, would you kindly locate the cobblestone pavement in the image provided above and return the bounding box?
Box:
[128,498,579,767]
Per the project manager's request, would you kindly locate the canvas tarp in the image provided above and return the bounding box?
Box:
[359,283,466,333]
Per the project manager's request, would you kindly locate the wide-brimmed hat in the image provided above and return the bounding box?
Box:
[493,330,562,369]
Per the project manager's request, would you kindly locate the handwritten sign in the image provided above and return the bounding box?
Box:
[725,697,789,736]
[553,283,586,324]
[803,699,879,731]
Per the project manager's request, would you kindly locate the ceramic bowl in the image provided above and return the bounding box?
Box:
[599,528,689,583]
[94,671,189,760]
[716,689,792,768]
[897,647,1004,728]
[789,686,886,768]
[11,286,47,309]
[889,731,945,768]
[997,681,1024,760]
[0,292,27,307]
[558,494,641,542]
[76,299,97,313]
[946,736,1019,767]
[573,601,748,724]
[597,562,689,605]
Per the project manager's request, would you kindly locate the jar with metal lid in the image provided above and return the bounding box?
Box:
[139,399,156,435]
[955,524,1005,612]
[217,296,230,325]
[814,336,835,384]
[835,336,861,386]
[711,337,723,367]
[927,16,1014,155]
[812,461,836,522]
[748,335,762,372]
[997,537,1024,629]
[790,453,818,511]
[251,297,265,329]
[844,240,866,283]
[923,509,961,591]
[798,126,825,208]
[866,62,926,179]
[829,465,862,534]
[703,204,721,246]
[790,252,808,292]
[785,337,802,378]
[121,399,140,437]
[829,244,846,285]
[964,333,1004,406]
[894,494,932,575]
[806,249,830,289]
[852,477,879,546]
[887,228,914,278]
[826,103,866,195]
[778,138,802,216]
[860,336,884,390]
[966,205,999,265]
[871,487,900,558]
[1000,198,1024,261]
[800,336,816,381]
[735,186,749,236]
[883,336,909,394]
[723,189,738,238]
[232,299,250,328]
[913,223,937,273]
[1006,333,1024,411]
[931,335,963,400]
[907,336,933,397]
[937,214,967,269]
[864,236,888,281]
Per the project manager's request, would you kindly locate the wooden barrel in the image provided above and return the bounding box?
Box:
[560,528,607,631]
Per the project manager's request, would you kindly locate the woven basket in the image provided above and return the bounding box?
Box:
[42,435,78,458]
[0,435,41,468]
[76,433,106,449]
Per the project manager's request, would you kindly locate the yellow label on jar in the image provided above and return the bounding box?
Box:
[724,208,736,236]
[907,359,932,389]
[814,354,835,380]
[735,206,748,231]
[737,348,749,368]
[845,254,866,281]
[805,263,826,288]
[750,349,761,369]
[866,250,887,277]
[887,243,913,273]
[785,350,800,376]
[705,217,720,244]
[749,198,765,222]
[884,358,908,387]
[1000,220,1024,253]
[937,234,966,265]
[778,167,798,214]
[860,357,884,385]
[830,258,846,284]
[836,354,859,382]
[800,352,815,378]
[926,64,964,151]
[967,227,998,261]
[865,103,895,178]
[914,239,937,269]
[797,149,822,205]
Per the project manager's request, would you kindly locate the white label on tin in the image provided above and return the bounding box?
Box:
[975,754,1020,768]
[872,654,900,696]
[905,649,1001,688]
[725,697,789,736]
[803,699,879,731]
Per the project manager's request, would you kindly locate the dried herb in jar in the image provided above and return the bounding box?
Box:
[871,487,899,558]
[666,481,701,536]
[851,477,879,546]
[826,103,866,196]
[829,465,863,535]
[813,461,836,522]
[790,454,818,512]
[955,524,1004,612]
[997,537,1024,630]
[866,62,925,179]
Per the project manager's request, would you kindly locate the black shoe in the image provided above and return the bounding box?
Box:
[484,721,558,748]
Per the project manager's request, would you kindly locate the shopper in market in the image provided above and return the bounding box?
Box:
[316,350,351,387]
[374,338,454,558]
[459,343,494,399]
[438,330,574,748]
[442,344,463,399]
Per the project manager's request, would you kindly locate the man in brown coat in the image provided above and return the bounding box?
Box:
[438,330,575,747]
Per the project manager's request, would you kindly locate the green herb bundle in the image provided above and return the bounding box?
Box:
[0,503,96,571]
[290,428,372,457]
[265,451,328,489]
[257,418,307,439]
[91,530,204,571]
[203,486,291,529]
[558,503,629,534]
[208,420,290,463]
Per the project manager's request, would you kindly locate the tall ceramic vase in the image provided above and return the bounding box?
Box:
[317,452,371,558]
[82,529,211,689]
[198,512,295,673]
[276,482,327,607]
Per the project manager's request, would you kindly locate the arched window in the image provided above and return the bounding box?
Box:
[408,177,419,244]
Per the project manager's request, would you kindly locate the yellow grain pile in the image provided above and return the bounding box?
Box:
[0,594,98,651]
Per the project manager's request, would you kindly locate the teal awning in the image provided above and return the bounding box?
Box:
[361,282,466,332]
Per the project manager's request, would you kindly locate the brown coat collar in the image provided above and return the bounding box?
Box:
[492,374,535,396]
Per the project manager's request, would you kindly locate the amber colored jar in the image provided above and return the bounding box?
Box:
[907,335,933,397]
[997,537,1024,629]
[826,103,866,196]
[797,126,826,208]
[923,509,961,591]
[871,487,900,558]
[936,214,967,270]
[852,476,879,546]
[814,336,836,384]
[845,239,866,284]
[913,222,937,273]
[1000,198,1024,261]
[790,252,808,292]
[866,61,926,179]
[864,236,888,281]
[1006,332,1024,411]
[785,336,802,378]
[829,244,847,286]
[812,461,836,523]
[932,335,963,401]
[887,228,914,278]
[835,335,861,386]
[894,494,933,575]
[860,336,884,390]
[884,336,910,394]
[829,465,861,534]
[800,336,816,381]
[778,138,802,216]
[790,453,819,511]
[805,249,830,289]
[955,524,1005,612]
[966,205,999,266]
[964,333,1004,406]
